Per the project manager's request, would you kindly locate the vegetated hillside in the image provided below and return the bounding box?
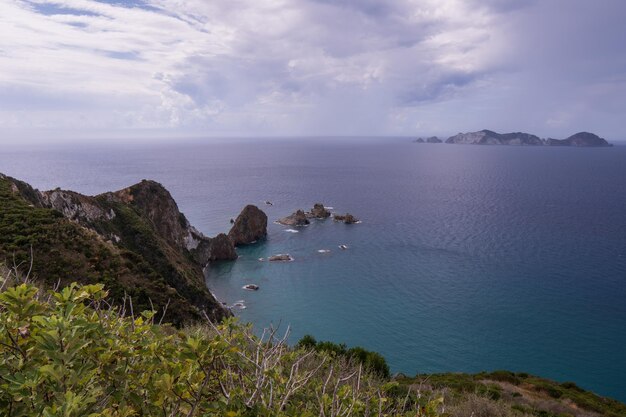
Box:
[1,280,624,417]
[0,174,230,325]
[0,282,442,417]
[397,372,626,417]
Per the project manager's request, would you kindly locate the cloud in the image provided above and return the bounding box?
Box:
[0,0,625,140]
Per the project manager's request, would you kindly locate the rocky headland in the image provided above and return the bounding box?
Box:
[444,130,612,146]
[0,173,265,325]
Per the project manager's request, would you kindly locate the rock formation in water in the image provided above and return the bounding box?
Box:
[228,204,268,246]
[446,130,544,145]
[205,233,238,262]
[0,174,234,325]
[414,136,442,143]
[310,203,331,219]
[333,213,359,224]
[445,130,612,147]
[277,209,310,226]
[545,132,612,147]
[269,254,293,261]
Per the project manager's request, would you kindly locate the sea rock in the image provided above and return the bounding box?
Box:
[414,136,442,143]
[310,203,331,219]
[277,209,310,226]
[334,213,359,224]
[446,130,543,145]
[545,132,611,147]
[269,254,293,262]
[228,204,268,246]
[208,233,238,262]
[243,284,259,291]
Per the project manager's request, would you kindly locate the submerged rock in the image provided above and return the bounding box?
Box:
[228,205,268,246]
[277,209,310,226]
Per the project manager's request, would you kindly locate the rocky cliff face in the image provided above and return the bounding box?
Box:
[0,174,235,325]
[228,205,268,246]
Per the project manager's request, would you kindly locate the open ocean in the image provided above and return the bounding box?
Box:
[1,138,625,401]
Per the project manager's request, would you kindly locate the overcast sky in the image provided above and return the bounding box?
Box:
[1,0,625,141]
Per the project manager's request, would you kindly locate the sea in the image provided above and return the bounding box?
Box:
[1,137,625,401]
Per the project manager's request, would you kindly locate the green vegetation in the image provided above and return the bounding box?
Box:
[397,371,626,417]
[0,176,217,325]
[297,334,390,378]
[0,282,442,416]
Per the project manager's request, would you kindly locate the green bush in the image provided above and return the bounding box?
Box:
[0,282,441,416]
[297,336,391,378]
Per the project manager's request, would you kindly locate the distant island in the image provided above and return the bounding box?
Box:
[414,130,612,146]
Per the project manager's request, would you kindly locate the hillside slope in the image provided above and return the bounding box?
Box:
[0,173,237,325]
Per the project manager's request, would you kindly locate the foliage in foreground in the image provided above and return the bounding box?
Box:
[0,282,442,416]
[297,335,390,379]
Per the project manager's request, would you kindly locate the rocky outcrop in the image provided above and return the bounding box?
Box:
[446,130,543,145]
[277,209,310,226]
[0,174,233,325]
[310,203,331,219]
[208,233,238,261]
[228,205,268,246]
[269,254,293,262]
[334,213,359,224]
[44,189,116,223]
[414,136,442,143]
[445,130,612,147]
[545,132,611,147]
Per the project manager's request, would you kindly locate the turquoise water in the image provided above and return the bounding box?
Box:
[1,138,625,401]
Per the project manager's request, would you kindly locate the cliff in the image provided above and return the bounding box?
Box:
[0,173,236,325]
[445,130,612,146]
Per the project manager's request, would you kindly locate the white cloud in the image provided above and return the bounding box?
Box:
[0,0,625,140]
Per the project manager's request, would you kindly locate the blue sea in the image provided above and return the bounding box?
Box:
[1,138,625,401]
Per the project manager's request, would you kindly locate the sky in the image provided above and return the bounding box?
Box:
[1,0,626,141]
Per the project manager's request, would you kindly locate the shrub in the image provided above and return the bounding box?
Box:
[0,282,441,416]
